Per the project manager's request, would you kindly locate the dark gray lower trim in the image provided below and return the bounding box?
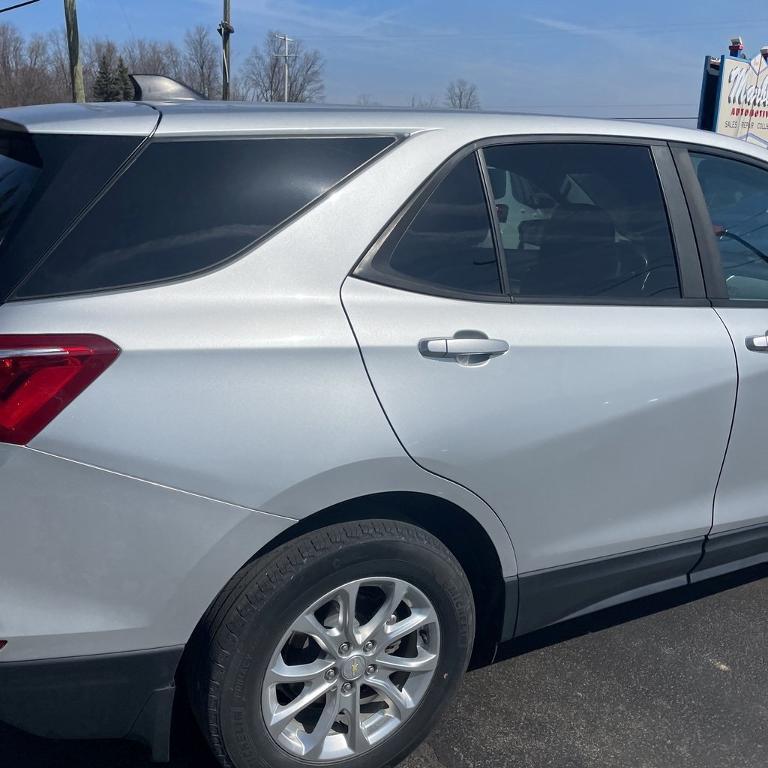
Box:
[691,524,768,582]
[514,539,703,637]
[500,576,519,642]
[0,645,184,762]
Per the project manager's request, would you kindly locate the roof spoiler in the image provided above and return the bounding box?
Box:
[129,74,207,102]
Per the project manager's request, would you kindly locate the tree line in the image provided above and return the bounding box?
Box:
[0,21,479,109]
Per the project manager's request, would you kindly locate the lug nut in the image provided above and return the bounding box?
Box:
[325,668,337,682]
[341,682,353,694]
[363,640,375,653]
[339,642,351,655]
[366,665,376,675]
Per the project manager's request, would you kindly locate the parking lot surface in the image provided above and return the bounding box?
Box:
[3,565,768,768]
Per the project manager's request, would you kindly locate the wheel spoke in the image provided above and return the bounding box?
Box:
[359,580,409,644]
[267,681,331,736]
[345,683,369,752]
[265,657,335,686]
[366,674,416,718]
[375,648,438,673]
[292,613,337,657]
[302,687,342,759]
[380,606,436,646]
[336,581,360,642]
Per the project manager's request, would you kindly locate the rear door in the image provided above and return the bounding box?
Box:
[674,146,768,578]
[343,138,737,632]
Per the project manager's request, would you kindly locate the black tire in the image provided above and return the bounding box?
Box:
[187,519,475,768]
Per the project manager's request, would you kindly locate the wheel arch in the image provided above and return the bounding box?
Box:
[185,490,512,672]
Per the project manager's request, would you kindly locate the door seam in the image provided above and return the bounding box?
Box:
[338,277,518,565]
[688,306,741,579]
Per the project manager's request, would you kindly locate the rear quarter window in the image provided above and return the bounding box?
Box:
[0,128,144,301]
[14,136,395,299]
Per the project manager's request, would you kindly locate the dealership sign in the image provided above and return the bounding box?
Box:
[711,53,768,147]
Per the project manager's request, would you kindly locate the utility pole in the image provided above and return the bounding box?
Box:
[273,33,295,102]
[63,0,85,103]
[218,0,235,100]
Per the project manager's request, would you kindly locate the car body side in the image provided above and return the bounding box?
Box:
[1,102,766,756]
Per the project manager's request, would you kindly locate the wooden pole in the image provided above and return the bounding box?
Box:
[63,0,85,103]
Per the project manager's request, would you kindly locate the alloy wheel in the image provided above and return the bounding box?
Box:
[261,576,441,761]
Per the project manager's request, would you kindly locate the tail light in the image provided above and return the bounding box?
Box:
[0,334,120,445]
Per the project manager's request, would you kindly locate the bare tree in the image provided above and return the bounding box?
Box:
[409,94,438,109]
[182,25,220,99]
[48,28,72,99]
[242,31,324,102]
[123,38,185,82]
[356,94,381,106]
[0,24,327,109]
[445,79,480,110]
[0,23,69,107]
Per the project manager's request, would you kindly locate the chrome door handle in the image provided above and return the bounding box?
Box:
[445,338,509,357]
[746,332,768,351]
[419,334,509,364]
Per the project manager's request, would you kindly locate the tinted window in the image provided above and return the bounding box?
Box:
[692,153,768,300]
[16,136,393,299]
[362,153,501,296]
[0,130,42,247]
[484,143,680,299]
[0,131,143,302]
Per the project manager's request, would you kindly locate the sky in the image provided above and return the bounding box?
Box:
[8,0,768,122]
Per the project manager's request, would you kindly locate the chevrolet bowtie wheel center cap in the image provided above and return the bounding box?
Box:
[342,655,365,682]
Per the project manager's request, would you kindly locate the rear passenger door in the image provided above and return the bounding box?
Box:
[343,139,737,633]
[674,147,768,577]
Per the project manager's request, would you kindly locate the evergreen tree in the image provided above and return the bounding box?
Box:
[116,57,134,101]
[92,53,121,102]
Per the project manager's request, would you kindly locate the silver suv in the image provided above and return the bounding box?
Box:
[2,101,768,768]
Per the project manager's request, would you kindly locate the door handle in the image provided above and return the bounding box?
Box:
[746,332,768,351]
[419,334,509,364]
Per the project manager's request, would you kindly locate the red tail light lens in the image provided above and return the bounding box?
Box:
[0,334,120,445]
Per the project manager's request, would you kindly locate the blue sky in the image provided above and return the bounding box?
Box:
[9,0,768,119]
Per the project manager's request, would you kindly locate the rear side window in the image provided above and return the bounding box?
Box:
[359,154,501,296]
[0,130,144,301]
[15,136,394,299]
[484,143,680,299]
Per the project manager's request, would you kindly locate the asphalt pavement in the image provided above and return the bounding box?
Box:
[3,564,768,768]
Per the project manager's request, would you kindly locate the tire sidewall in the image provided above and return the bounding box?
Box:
[217,535,473,768]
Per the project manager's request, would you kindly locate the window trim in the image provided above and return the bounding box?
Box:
[10,132,402,302]
[477,147,511,295]
[353,134,704,307]
[353,141,509,303]
[671,142,768,306]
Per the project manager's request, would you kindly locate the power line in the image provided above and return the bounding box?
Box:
[499,102,698,109]
[0,0,40,13]
[116,0,135,40]
[612,116,698,121]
